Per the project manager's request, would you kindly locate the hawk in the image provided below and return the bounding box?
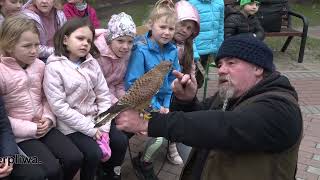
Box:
[94,61,173,128]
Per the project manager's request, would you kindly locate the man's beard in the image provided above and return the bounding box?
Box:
[218,76,235,100]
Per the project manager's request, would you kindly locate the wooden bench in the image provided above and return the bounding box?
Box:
[264,10,309,63]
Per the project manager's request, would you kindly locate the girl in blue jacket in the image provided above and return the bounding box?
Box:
[188,0,224,68]
[125,0,180,179]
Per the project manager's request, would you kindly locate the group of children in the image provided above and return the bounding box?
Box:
[0,0,265,180]
[0,0,100,61]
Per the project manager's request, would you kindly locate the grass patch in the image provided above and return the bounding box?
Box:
[290,3,320,27]
[95,2,153,27]
[265,36,320,62]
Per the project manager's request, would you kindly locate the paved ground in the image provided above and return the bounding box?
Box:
[306,26,320,40]
[90,1,320,179]
[120,33,320,179]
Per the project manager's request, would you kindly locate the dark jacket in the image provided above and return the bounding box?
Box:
[149,71,302,180]
[224,8,265,40]
[0,96,18,157]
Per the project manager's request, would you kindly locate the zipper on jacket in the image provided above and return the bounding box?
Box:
[24,70,37,118]
[160,48,165,64]
[75,65,91,106]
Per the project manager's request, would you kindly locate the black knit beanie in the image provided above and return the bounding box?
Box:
[216,34,274,72]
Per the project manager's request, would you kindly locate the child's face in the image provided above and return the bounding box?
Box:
[110,36,134,58]
[34,0,54,16]
[243,2,259,15]
[149,16,175,47]
[10,31,39,67]
[63,26,93,61]
[0,0,22,16]
[174,20,196,42]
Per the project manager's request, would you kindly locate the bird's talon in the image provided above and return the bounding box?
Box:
[143,113,151,121]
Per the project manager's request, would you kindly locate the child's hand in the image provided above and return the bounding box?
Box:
[159,107,169,114]
[0,157,13,178]
[36,118,51,137]
[94,129,102,140]
[97,132,112,162]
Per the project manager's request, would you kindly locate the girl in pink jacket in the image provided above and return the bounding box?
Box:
[0,14,82,180]
[94,12,136,105]
[43,18,118,180]
[163,0,202,166]
[94,12,136,180]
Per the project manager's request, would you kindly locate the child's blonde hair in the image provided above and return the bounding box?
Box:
[146,0,177,28]
[0,14,39,55]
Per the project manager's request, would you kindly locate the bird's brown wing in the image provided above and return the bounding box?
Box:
[94,64,167,128]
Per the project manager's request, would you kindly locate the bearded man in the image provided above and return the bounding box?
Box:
[115,34,303,180]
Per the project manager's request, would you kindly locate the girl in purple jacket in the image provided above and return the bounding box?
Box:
[22,0,66,61]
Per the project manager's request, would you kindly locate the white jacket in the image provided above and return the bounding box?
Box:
[43,54,112,137]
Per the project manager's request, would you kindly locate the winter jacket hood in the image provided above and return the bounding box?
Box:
[95,29,126,59]
[245,71,298,101]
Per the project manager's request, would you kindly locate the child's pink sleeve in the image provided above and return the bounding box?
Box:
[115,82,126,99]
[0,69,37,139]
[8,116,38,139]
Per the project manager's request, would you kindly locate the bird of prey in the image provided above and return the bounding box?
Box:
[94,61,173,128]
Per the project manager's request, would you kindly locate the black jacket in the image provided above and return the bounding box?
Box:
[224,9,265,40]
[0,96,18,157]
[149,71,302,153]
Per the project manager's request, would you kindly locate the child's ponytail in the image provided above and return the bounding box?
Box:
[154,0,175,12]
[180,38,193,74]
[146,0,177,26]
